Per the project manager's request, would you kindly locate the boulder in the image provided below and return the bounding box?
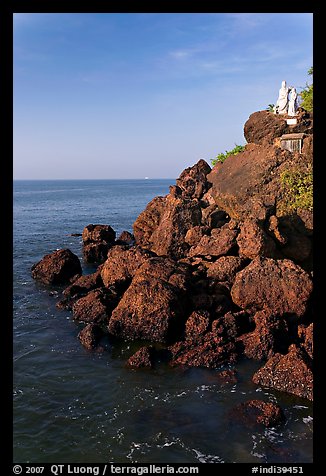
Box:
[72,288,118,324]
[31,249,82,285]
[185,310,211,339]
[238,310,289,360]
[126,346,155,368]
[206,256,246,285]
[108,258,189,343]
[100,245,155,290]
[211,312,240,341]
[185,226,209,246]
[133,196,167,248]
[82,224,116,264]
[57,269,104,310]
[207,143,289,221]
[188,222,238,258]
[116,230,135,245]
[82,224,116,245]
[236,218,279,259]
[243,110,313,146]
[231,399,285,428]
[78,323,103,350]
[231,257,313,318]
[149,195,202,259]
[169,333,238,369]
[176,159,212,199]
[252,344,313,400]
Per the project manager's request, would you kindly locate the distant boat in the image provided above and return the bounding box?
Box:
[144,177,149,180]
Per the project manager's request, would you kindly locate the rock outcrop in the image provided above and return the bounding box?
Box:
[33,108,314,402]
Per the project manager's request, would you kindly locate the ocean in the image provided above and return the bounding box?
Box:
[13,179,313,463]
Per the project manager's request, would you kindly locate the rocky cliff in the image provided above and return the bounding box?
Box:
[32,110,314,402]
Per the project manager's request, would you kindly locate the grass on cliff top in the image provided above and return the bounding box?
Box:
[211,144,245,166]
[278,164,313,214]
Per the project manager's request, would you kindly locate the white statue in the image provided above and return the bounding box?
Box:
[275,80,289,115]
[288,87,298,116]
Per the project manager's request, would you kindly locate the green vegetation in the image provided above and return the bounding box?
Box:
[211,144,245,166]
[279,165,313,214]
[299,67,313,112]
[266,104,275,112]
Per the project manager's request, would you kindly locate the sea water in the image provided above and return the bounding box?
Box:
[13,180,313,463]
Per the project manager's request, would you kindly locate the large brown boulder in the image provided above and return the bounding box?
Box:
[100,245,155,290]
[188,222,238,258]
[176,159,212,199]
[207,143,289,221]
[236,218,279,259]
[133,196,167,248]
[169,333,237,369]
[149,195,202,259]
[108,257,190,343]
[133,194,202,259]
[252,344,313,401]
[243,110,313,146]
[231,257,313,318]
[31,249,82,285]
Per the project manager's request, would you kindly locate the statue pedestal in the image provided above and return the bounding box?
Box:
[286,118,297,125]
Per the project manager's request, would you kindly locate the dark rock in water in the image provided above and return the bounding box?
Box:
[83,242,111,264]
[31,249,82,285]
[82,224,116,245]
[126,346,155,368]
[252,344,313,401]
[169,333,238,369]
[82,224,116,264]
[188,222,238,258]
[297,323,313,360]
[238,310,289,360]
[64,269,103,299]
[244,110,313,146]
[116,230,135,245]
[101,245,155,290]
[231,257,313,318]
[108,257,190,343]
[72,288,118,324]
[57,269,104,310]
[70,233,82,237]
[236,218,279,259]
[231,399,285,428]
[176,158,211,200]
[78,323,103,350]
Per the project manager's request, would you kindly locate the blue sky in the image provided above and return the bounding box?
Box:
[13,13,313,179]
